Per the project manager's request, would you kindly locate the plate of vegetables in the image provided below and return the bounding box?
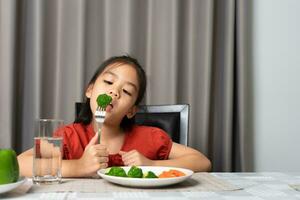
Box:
[97,166,193,187]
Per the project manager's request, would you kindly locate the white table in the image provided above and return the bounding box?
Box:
[1,172,300,199]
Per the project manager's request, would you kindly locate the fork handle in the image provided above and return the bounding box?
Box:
[97,122,103,144]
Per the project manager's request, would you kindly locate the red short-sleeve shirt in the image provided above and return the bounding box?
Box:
[55,123,173,167]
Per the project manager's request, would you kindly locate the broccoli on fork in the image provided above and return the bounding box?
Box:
[95,94,113,143]
[96,94,112,110]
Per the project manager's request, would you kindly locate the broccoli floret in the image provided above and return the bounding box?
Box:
[144,171,158,178]
[105,167,127,177]
[96,94,112,109]
[127,166,143,178]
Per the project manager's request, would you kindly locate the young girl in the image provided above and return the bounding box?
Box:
[18,55,211,177]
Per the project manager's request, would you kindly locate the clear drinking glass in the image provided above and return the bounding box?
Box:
[33,119,64,184]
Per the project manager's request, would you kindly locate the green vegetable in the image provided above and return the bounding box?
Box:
[127,166,143,178]
[0,149,19,184]
[105,167,127,177]
[96,94,112,109]
[105,166,159,179]
[144,171,158,178]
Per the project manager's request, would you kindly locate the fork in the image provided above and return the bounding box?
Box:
[95,106,106,143]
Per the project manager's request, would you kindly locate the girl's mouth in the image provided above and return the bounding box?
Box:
[105,103,113,112]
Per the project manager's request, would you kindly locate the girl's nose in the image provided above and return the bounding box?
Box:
[108,90,119,98]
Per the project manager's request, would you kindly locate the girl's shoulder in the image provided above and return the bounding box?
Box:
[127,125,171,141]
[125,125,173,159]
[129,125,166,133]
[55,122,93,138]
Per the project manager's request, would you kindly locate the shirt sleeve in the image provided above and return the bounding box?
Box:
[53,126,71,160]
[151,127,173,160]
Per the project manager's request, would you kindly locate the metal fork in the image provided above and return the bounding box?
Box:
[95,106,106,143]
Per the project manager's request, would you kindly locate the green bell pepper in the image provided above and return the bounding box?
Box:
[0,149,19,184]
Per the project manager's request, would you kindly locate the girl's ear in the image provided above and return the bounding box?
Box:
[126,105,138,119]
[85,84,93,98]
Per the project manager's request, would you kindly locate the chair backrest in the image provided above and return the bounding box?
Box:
[134,104,189,145]
[75,103,189,145]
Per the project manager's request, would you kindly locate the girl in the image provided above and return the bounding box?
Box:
[18,55,211,177]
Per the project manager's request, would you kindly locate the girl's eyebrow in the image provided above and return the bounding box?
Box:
[103,71,138,91]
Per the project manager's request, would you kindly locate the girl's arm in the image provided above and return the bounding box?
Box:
[121,143,211,172]
[18,149,89,177]
[17,149,34,177]
[153,142,211,172]
[18,133,109,177]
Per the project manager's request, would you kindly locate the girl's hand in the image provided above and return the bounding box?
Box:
[77,133,109,177]
[119,150,153,166]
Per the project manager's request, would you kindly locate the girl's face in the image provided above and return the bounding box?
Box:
[86,63,139,126]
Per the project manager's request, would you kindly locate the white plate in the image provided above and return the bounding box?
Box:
[0,177,27,194]
[98,166,193,187]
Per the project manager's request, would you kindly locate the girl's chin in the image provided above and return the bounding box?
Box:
[102,113,117,122]
[102,119,122,128]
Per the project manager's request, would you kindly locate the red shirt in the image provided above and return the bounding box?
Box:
[55,123,173,167]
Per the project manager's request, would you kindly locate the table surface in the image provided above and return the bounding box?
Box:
[1,172,300,199]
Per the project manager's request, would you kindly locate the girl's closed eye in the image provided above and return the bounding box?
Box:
[123,89,132,96]
[104,80,113,85]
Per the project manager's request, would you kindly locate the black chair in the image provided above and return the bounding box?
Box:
[75,103,189,145]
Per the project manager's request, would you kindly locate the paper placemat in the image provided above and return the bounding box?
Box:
[29,173,241,193]
[290,184,300,191]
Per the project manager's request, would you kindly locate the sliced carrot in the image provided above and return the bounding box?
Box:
[158,169,186,178]
[169,169,185,176]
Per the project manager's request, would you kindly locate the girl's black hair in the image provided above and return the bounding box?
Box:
[74,55,147,131]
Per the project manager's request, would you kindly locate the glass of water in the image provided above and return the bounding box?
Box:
[33,119,64,184]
